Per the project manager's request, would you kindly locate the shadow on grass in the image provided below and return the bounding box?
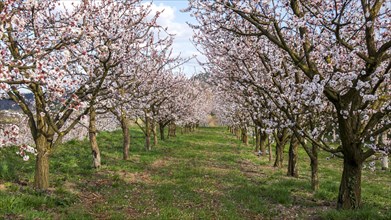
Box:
[0,127,390,219]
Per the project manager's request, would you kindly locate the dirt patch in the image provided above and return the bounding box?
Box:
[102,170,153,185]
[0,183,7,191]
[78,191,105,206]
[63,181,79,194]
[125,206,142,218]
[150,159,167,169]
[239,159,267,179]
[2,214,24,220]
[270,203,332,220]
[128,155,141,163]
[119,170,152,184]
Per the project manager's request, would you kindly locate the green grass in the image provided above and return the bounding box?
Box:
[0,127,390,219]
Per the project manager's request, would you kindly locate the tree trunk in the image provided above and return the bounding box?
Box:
[152,123,158,146]
[260,131,267,156]
[241,127,248,145]
[235,128,240,139]
[159,122,165,141]
[34,135,50,190]
[274,143,284,168]
[337,158,362,209]
[287,136,299,178]
[255,127,260,152]
[310,154,319,191]
[268,136,272,162]
[173,123,176,136]
[121,118,130,160]
[273,128,289,168]
[145,113,151,151]
[336,109,368,209]
[332,129,337,142]
[382,155,389,170]
[89,107,101,168]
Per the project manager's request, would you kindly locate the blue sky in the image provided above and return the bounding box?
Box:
[145,0,203,77]
[60,0,202,76]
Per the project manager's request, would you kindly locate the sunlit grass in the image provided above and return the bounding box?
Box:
[0,127,390,219]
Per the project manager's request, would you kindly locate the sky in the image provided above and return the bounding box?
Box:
[144,0,204,77]
[60,0,204,77]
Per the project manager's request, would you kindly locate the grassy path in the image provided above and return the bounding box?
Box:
[0,127,390,219]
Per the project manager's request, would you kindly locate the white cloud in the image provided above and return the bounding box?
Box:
[146,3,204,76]
[148,3,191,38]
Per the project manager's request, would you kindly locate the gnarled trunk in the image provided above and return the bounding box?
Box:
[145,113,151,151]
[260,131,267,156]
[168,122,176,138]
[382,155,389,170]
[268,136,272,162]
[337,157,362,209]
[159,122,165,141]
[287,136,299,178]
[336,110,367,209]
[241,127,248,145]
[34,135,50,190]
[273,128,289,168]
[299,138,319,191]
[274,143,284,168]
[254,127,260,152]
[310,149,319,191]
[89,107,101,168]
[235,128,240,139]
[121,117,130,160]
[152,122,158,146]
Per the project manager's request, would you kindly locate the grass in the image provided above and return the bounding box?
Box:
[0,127,390,219]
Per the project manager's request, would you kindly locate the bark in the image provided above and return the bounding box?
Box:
[260,131,267,156]
[152,122,158,146]
[332,129,337,142]
[241,127,248,145]
[254,127,260,152]
[89,107,101,168]
[337,158,362,209]
[382,155,389,170]
[274,143,284,168]
[287,136,299,178]
[268,137,273,162]
[173,123,176,136]
[121,117,130,160]
[310,149,319,191]
[336,108,367,209]
[273,128,289,168]
[145,113,151,151]
[169,124,172,137]
[235,128,240,139]
[299,138,319,191]
[159,122,165,141]
[381,133,387,146]
[34,135,50,190]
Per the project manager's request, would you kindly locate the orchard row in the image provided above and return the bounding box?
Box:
[186,0,390,210]
[0,1,213,191]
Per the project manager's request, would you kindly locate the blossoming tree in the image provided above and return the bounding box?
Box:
[187,0,390,209]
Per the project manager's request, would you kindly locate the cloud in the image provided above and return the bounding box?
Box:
[148,3,191,38]
[60,1,203,76]
[146,3,204,75]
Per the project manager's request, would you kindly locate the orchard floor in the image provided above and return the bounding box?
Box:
[0,127,390,219]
